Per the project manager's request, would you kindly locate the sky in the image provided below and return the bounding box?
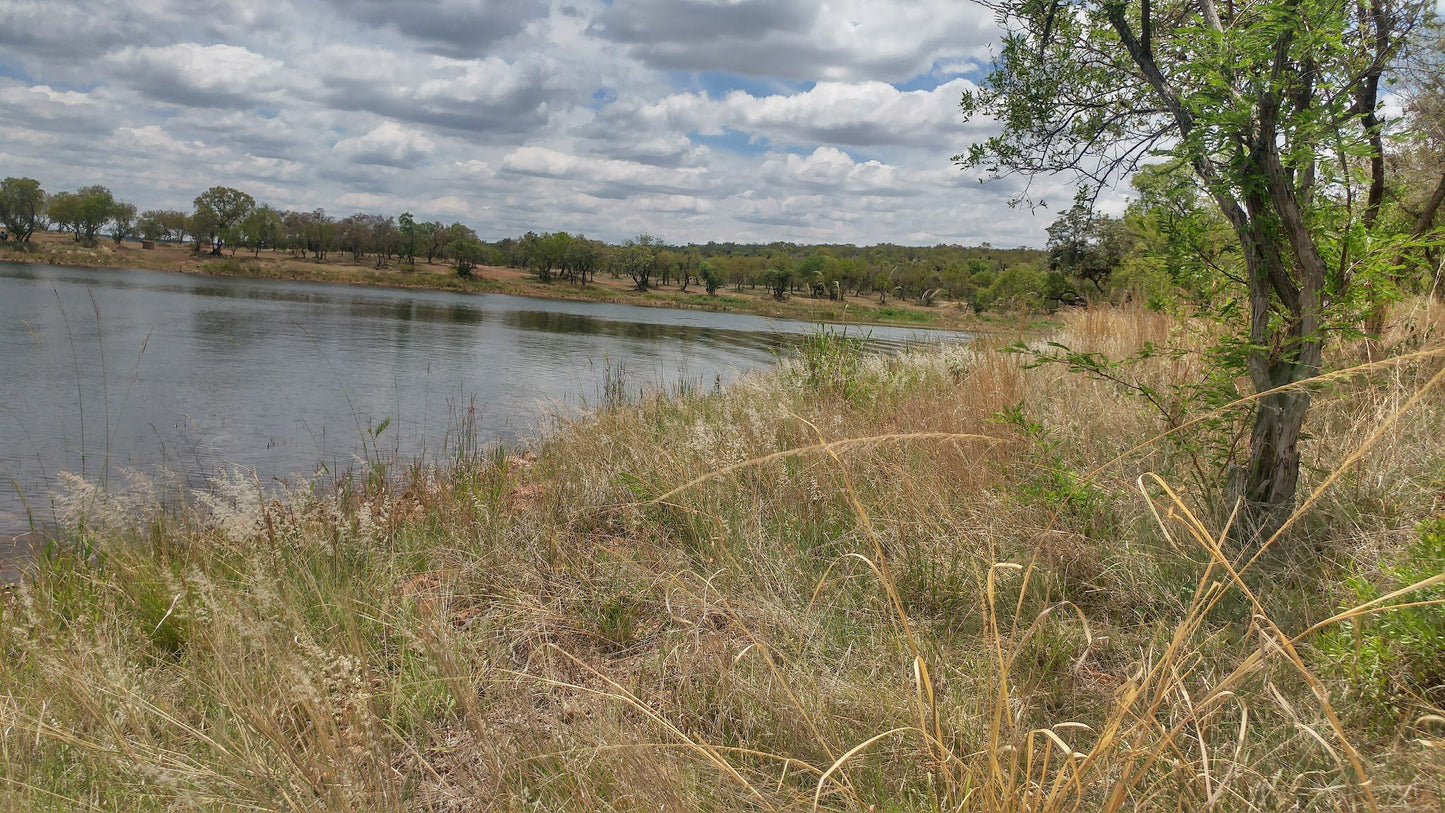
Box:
[0,0,1093,247]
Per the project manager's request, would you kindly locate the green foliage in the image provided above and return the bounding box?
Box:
[1319,518,1445,719]
[792,327,865,398]
[616,236,658,291]
[192,186,256,255]
[958,0,1417,534]
[0,176,46,242]
[48,185,116,244]
[449,237,485,277]
[1046,193,1132,296]
[699,260,724,294]
[762,265,793,299]
[109,201,138,245]
[992,402,1110,529]
[1013,335,1246,502]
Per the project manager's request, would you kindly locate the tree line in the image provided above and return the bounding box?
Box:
[0,180,491,272]
[1,176,1076,309]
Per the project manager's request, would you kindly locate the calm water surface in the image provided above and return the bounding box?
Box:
[0,262,959,562]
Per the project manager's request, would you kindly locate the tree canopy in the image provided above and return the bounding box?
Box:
[961,0,1430,538]
[0,177,46,242]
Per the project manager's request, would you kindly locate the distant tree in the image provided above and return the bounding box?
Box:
[397,212,420,265]
[75,186,116,244]
[371,216,399,267]
[193,186,255,256]
[137,210,166,242]
[48,186,115,244]
[338,214,379,264]
[1045,196,1131,295]
[674,249,701,292]
[700,261,724,295]
[796,253,828,296]
[564,237,603,285]
[146,210,189,243]
[449,238,484,277]
[619,235,659,291]
[763,266,793,299]
[109,201,138,245]
[0,177,46,242]
[419,220,446,263]
[239,205,284,256]
[284,209,336,260]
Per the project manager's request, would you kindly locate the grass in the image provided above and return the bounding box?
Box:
[2,303,1445,811]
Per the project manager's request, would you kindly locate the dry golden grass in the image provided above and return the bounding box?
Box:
[2,304,1444,811]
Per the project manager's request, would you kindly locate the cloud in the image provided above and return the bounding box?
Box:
[610,78,988,150]
[332,121,437,167]
[300,47,564,136]
[0,0,1078,247]
[759,147,918,196]
[592,0,995,81]
[323,0,549,57]
[500,146,714,197]
[106,43,284,108]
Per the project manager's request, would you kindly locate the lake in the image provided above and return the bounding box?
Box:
[0,262,960,569]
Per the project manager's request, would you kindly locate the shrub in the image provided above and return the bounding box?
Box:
[1319,517,1445,720]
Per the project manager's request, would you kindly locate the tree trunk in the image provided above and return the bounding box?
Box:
[1231,386,1311,540]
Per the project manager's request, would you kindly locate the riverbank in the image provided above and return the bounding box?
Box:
[0,232,1041,333]
[3,304,1443,810]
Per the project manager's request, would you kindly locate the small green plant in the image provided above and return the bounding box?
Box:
[580,594,646,652]
[1319,517,1445,721]
[992,401,1110,526]
[793,326,865,398]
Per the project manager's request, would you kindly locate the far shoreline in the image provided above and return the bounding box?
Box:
[0,234,1045,335]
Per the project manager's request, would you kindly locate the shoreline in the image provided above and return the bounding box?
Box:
[0,237,1045,335]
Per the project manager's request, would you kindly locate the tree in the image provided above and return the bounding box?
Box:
[47,186,115,244]
[763,266,793,299]
[193,186,255,255]
[47,192,80,239]
[338,214,380,264]
[109,202,138,245]
[0,177,46,242]
[397,212,420,265]
[1045,196,1130,295]
[449,238,484,277]
[618,235,659,291]
[139,209,189,243]
[137,210,167,243]
[416,221,447,264]
[75,186,116,244]
[239,206,284,256]
[1393,22,1445,298]
[960,0,1424,539]
[700,261,724,295]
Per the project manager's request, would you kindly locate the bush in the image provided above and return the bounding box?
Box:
[1319,517,1445,719]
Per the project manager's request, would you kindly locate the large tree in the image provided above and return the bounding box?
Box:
[960,0,1425,539]
[0,177,46,242]
[47,186,115,244]
[192,186,255,255]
